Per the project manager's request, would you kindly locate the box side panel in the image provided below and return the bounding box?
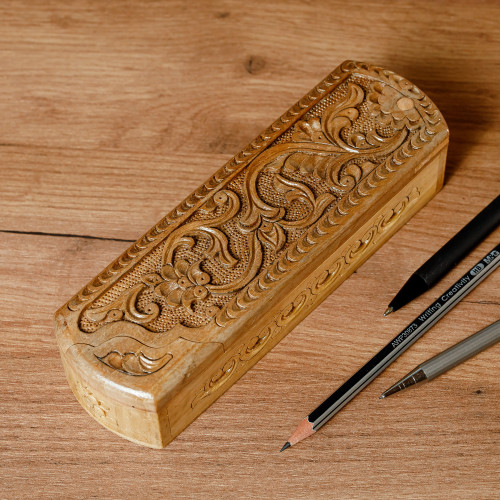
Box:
[60,351,169,448]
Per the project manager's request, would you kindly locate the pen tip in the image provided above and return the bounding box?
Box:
[280,442,291,452]
[383,307,393,317]
[380,387,397,399]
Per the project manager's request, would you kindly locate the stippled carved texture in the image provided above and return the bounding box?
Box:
[63,61,445,376]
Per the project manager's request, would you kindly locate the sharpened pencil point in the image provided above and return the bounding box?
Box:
[379,394,385,399]
[280,442,291,452]
[383,307,393,317]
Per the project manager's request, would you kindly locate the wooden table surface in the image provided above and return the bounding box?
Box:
[1,1,499,498]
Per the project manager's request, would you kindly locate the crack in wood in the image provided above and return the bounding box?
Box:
[0,229,135,243]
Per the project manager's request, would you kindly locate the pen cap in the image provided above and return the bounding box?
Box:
[419,195,500,285]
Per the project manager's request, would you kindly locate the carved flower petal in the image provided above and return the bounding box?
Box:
[142,272,163,286]
[155,281,179,298]
[181,290,195,310]
[160,264,178,280]
[193,269,210,286]
[187,261,210,286]
[165,287,183,306]
[121,353,141,375]
[392,110,406,121]
[379,88,399,112]
[407,108,420,122]
[174,259,190,276]
[181,286,208,310]
[101,351,123,370]
[379,114,393,128]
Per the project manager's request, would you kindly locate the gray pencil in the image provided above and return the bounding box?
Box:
[380,318,500,398]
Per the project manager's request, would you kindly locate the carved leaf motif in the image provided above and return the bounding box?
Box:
[321,82,364,151]
[162,190,240,267]
[291,117,329,143]
[84,282,159,326]
[92,332,173,376]
[97,350,173,376]
[273,173,315,207]
[206,232,263,293]
[258,222,286,252]
[197,229,237,268]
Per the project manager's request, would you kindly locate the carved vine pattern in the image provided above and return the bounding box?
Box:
[62,61,444,375]
[73,379,116,425]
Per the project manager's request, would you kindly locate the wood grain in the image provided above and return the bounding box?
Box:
[0,0,499,498]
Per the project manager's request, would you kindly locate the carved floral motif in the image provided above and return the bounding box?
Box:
[152,260,211,310]
[68,62,445,375]
[367,82,421,130]
[73,379,115,424]
[96,349,172,376]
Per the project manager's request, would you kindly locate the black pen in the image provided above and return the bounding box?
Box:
[385,194,500,316]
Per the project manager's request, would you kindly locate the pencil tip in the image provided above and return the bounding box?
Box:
[383,307,394,317]
[280,442,291,452]
[379,394,386,399]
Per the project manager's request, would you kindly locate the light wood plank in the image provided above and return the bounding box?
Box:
[0,1,499,156]
[1,0,499,498]
[0,147,229,239]
[1,142,499,240]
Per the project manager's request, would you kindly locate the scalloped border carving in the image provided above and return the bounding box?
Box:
[190,187,421,407]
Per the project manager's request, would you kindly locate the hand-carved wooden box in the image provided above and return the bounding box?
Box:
[55,61,448,448]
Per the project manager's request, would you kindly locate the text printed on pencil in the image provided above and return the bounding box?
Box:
[392,323,419,348]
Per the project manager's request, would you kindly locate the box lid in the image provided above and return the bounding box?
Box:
[56,60,448,422]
